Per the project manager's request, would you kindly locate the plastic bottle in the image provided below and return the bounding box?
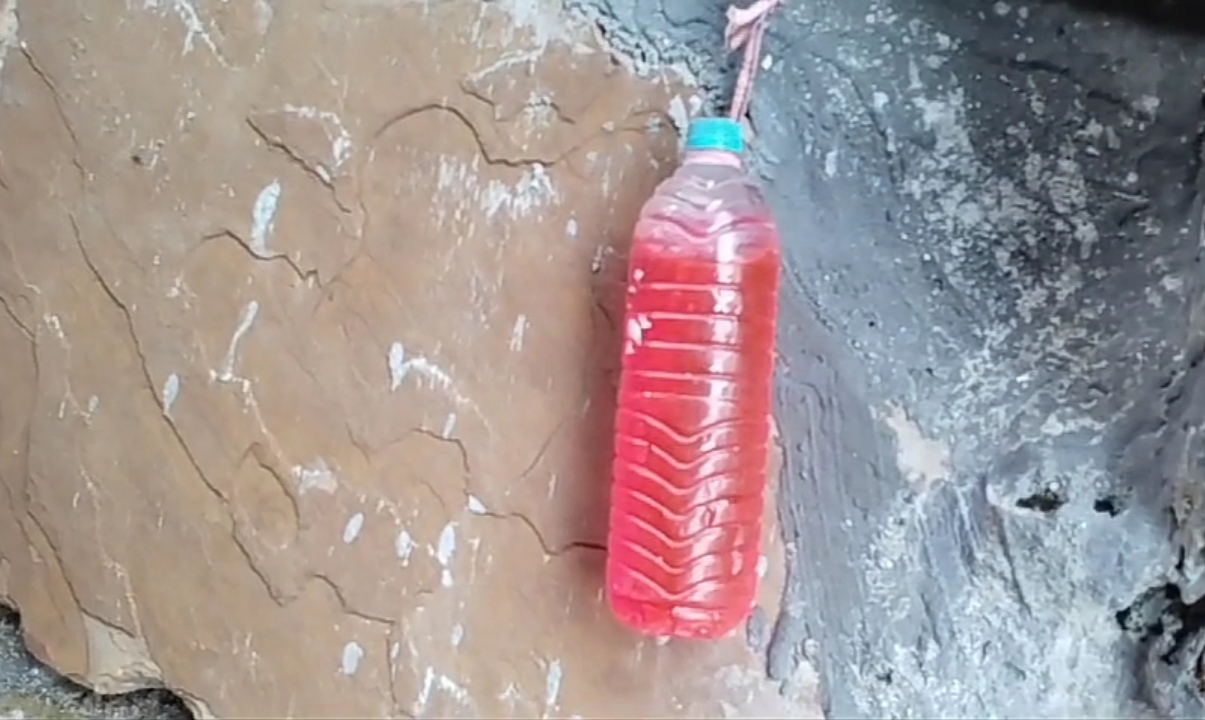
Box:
[606,117,782,640]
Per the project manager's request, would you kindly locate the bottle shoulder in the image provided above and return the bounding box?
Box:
[660,161,765,205]
[635,161,779,254]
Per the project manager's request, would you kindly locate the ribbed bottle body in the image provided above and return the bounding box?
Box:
[606,154,781,639]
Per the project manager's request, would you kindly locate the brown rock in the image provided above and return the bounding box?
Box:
[0,1,821,717]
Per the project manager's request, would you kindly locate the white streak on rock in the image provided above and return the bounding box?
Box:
[292,459,338,495]
[253,0,274,34]
[480,164,558,219]
[417,666,435,708]
[343,512,364,544]
[509,315,528,352]
[388,342,408,391]
[250,180,282,255]
[162,373,180,417]
[143,0,230,65]
[881,402,951,492]
[395,530,414,565]
[436,522,457,587]
[215,301,259,382]
[339,641,363,676]
[543,658,563,718]
[280,105,354,174]
[437,673,470,704]
[387,342,480,412]
[0,0,18,79]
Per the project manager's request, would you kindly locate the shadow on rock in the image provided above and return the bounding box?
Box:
[1037,0,1205,36]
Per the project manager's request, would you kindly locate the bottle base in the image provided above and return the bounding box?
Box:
[607,593,753,640]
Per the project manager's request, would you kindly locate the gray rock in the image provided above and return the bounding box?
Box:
[572,0,1205,717]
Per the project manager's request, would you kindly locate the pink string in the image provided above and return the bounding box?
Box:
[725,0,782,121]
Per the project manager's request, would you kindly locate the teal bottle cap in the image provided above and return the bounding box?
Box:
[684,117,744,154]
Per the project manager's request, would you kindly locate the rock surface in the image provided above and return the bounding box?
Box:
[0,0,808,718]
[609,0,1205,717]
[5,0,1205,718]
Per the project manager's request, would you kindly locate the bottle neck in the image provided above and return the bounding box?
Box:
[682,149,742,168]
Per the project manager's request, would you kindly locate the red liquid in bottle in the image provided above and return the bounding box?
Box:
[606,142,781,640]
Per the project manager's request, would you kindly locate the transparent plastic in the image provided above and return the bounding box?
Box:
[606,149,782,639]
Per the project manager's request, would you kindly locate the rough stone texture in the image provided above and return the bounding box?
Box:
[0,1,811,718]
[593,0,1205,718]
[0,607,190,720]
[7,0,1205,718]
